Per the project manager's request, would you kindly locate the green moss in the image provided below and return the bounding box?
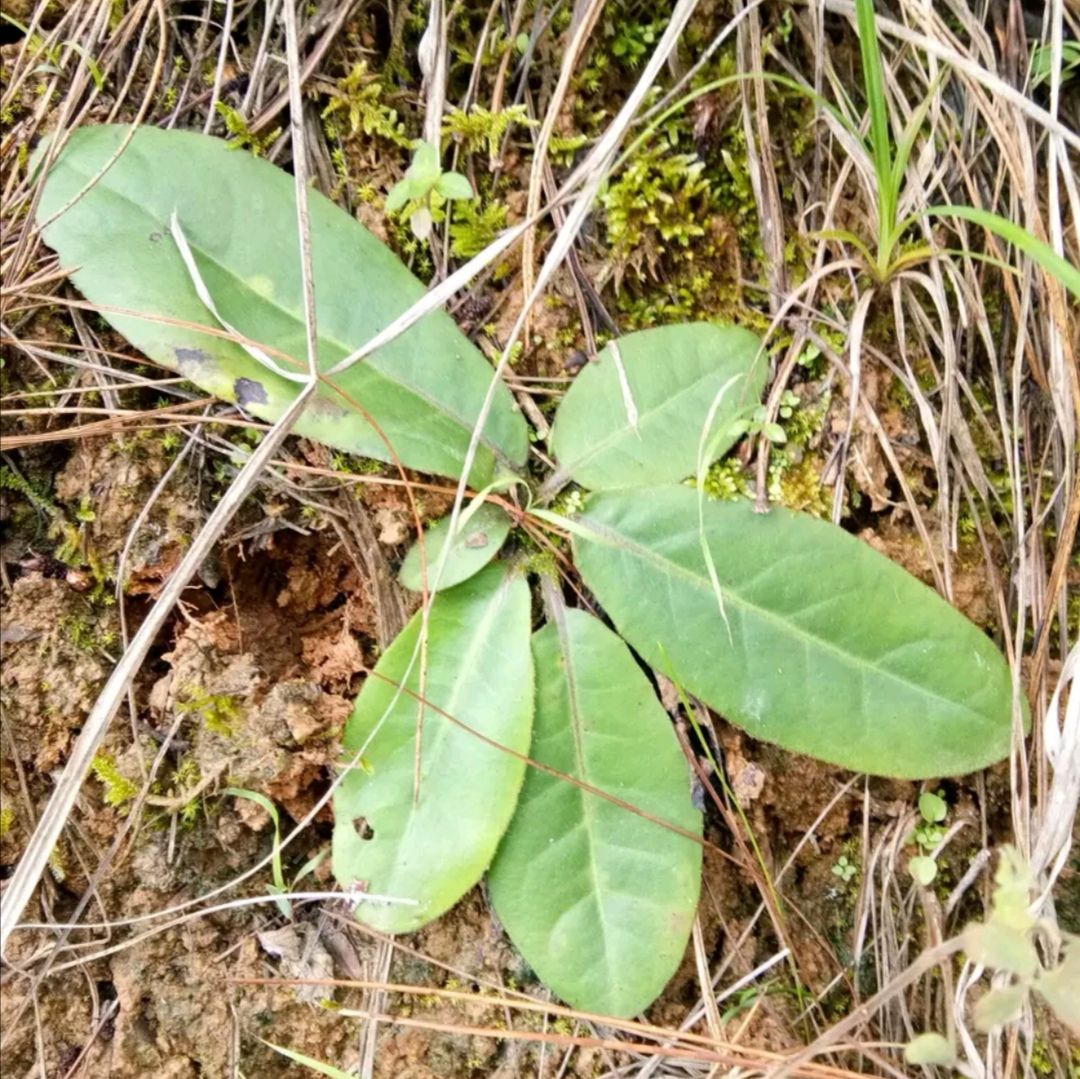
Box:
[215,103,279,156]
[700,458,750,501]
[600,145,713,279]
[0,464,56,516]
[91,754,138,809]
[322,61,411,148]
[449,199,508,258]
[0,806,15,840]
[177,688,241,736]
[441,104,534,158]
[769,454,831,517]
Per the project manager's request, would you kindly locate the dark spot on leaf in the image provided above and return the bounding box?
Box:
[174,346,211,368]
[353,818,375,841]
[464,531,489,549]
[149,231,163,243]
[234,377,268,406]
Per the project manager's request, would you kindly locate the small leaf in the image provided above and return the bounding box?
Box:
[1034,941,1080,1032]
[918,790,947,823]
[904,1032,956,1066]
[383,178,416,213]
[333,565,533,932]
[406,141,442,186]
[762,422,787,444]
[36,126,527,485]
[488,609,701,1017]
[909,855,938,886]
[988,845,1036,931]
[435,170,474,201]
[399,503,512,593]
[409,205,434,240]
[974,983,1027,1031]
[964,922,1038,978]
[550,324,766,491]
[572,486,1022,778]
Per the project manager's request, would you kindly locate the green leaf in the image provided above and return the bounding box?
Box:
[407,140,442,187]
[435,170,474,201]
[384,177,419,213]
[987,845,1036,931]
[549,324,766,491]
[964,922,1038,979]
[909,855,938,886]
[398,502,512,593]
[333,565,532,932]
[918,790,947,823]
[1034,940,1080,1031]
[923,205,1080,300]
[572,486,1021,778]
[36,125,527,484]
[854,0,896,238]
[904,1032,956,1067]
[974,983,1027,1031]
[488,609,701,1017]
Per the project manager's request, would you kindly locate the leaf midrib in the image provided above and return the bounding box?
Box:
[576,509,987,719]
[547,610,613,986]
[390,574,521,893]
[58,152,514,467]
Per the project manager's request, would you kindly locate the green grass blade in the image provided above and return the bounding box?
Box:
[258,1040,355,1078]
[890,71,946,195]
[924,205,1080,300]
[854,0,896,237]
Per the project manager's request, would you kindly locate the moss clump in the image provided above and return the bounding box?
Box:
[178,688,241,736]
[600,146,713,283]
[441,104,534,159]
[449,199,508,258]
[214,103,279,156]
[322,61,410,147]
[91,754,138,809]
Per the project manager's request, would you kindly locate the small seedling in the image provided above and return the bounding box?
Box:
[909,788,948,885]
[906,848,1079,1067]
[227,788,327,919]
[384,141,473,240]
[831,855,857,884]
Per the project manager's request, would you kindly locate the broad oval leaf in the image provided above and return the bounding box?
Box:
[35,125,527,485]
[974,984,1027,1031]
[488,608,701,1017]
[904,1033,956,1067]
[572,486,1020,778]
[332,564,532,932]
[399,503,512,593]
[1034,942,1080,1032]
[549,324,766,491]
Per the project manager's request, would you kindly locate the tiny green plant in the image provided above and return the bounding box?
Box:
[909,788,948,886]
[226,789,326,918]
[35,125,1026,1019]
[831,855,857,884]
[905,848,1079,1066]
[384,141,474,240]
